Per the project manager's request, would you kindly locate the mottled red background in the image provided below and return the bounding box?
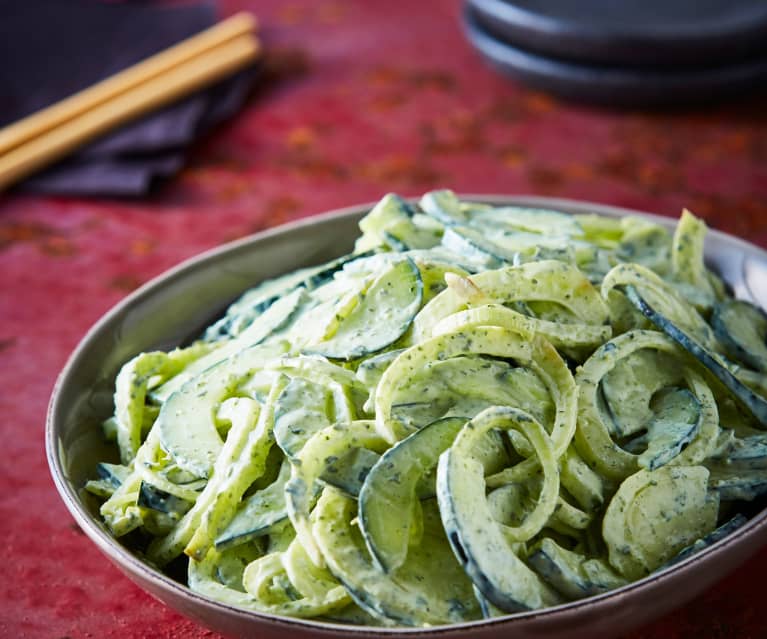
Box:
[2,1,767,637]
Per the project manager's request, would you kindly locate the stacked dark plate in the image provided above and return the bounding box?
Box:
[463,0,767,106]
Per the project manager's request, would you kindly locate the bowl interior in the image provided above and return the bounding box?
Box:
[47,196,767,637]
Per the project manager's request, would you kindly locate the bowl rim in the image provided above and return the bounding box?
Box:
[46,194,767,635]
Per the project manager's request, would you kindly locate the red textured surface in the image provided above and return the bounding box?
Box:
[2,1,767,637]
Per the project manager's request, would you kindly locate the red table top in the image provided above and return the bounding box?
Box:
[2,1,767,637]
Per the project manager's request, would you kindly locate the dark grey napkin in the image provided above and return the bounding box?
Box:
[0,0,257,196]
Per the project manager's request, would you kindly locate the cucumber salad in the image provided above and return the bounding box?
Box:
[87,191,767,626]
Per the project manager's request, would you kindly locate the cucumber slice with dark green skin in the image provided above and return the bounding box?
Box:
[599,349,685,438]
[444,223,583,270]
[437,406,562,612]
[662,514,748,568]
[473,585,504,619]
[157,341,288,479]
[285,420,389,566]
[623,285,767,428]
[154,289,304,404]
[273,377,334,459]
[388,355,554,433]
[214,462,291,551]
[358,193,439,251]
[204,251,376,342]
[712,299,767,372]
[419,189,468,226]
[712,433,767,470]
[86,462,133,498]
[638,388,702,471]
[314,488,481,626]
[359,416,467,573]
[708,466,767,501]
[528,538,626,600]
[319,447,381,498]
[441,226,508,267]
[96,462,131,488]
[309,258,423,361]
[138,482,192,516]
[203,268,315,343]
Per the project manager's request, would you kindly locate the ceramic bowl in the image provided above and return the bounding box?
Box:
[47,196,767,639]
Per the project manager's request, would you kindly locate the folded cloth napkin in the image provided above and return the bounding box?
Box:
[0,0,257,196]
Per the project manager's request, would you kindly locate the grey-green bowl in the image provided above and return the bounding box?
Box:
[47,196,767,639]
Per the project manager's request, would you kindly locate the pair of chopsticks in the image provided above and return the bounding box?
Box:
[0,12,260,192]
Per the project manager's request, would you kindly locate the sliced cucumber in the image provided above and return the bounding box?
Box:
[419,189,467,226]
[85,462,132,499]
[202,265,316,343]
[623,284,767,428]
[318,602,388,626]
[602,466,719,580]
[203,251,375,342]
[441,226,510,266]
[113,351,174,463]
[437,406,562,612]
[273,377,334,459]
[711,299,767,372]
[356,348,403,387]
[318,447,381,498]
[190,545,350,618]
[412,259,469,305]
[663,514,748,568]
[388,355,554,433]
[616,217,672,276]
[285,420,389,566]
[376,327,577,457]
[149,382,285,565]
[575,330,719,480]
[153,288,304,404]
[474,585,504,619]
[638,388,702,471]
[602,263,716,348]
[357,193,439,251]
[708,466,767,501]
[558,446,604,512]
[214,461,291,551]
[528,538,626,600]
[314,488,481,626]
[712,433,767,470]
[308,258,423,361]
[468,206,583,237]
[96,462,130,487]
[671,209,716,309]
[359,416,467,573]
[138,482,192,517]
[599,349,685,438]
[156,341,288,479]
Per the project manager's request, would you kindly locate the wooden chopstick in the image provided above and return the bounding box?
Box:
[0,12,257,157]
[0,15,260,192]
